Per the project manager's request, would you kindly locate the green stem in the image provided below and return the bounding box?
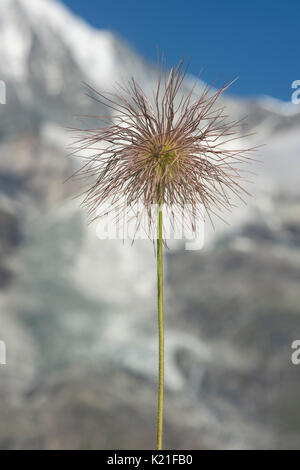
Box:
[156,201,164,450]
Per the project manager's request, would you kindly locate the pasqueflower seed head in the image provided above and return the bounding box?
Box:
[69,59,255,239]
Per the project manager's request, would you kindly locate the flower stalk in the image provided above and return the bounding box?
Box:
[156,200,164,450]
[70,58,255,449]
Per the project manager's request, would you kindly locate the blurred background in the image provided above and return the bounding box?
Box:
[0,0,300,450]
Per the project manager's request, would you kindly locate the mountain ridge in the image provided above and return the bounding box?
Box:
[0,0,298,115]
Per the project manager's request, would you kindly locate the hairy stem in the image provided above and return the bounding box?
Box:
[156,201,164,450]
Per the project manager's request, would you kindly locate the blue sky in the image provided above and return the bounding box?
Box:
[61,0,299,101]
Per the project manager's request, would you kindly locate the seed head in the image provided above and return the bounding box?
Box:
[70,59,255,239]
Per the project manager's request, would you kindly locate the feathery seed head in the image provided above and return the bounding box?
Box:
[70,59,255,240]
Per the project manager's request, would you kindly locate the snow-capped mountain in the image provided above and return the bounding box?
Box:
[0,0,299,128]
[0,0,300,450]
[0,0,299,190]
[0,0,153,86]
[0,0,158,137]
